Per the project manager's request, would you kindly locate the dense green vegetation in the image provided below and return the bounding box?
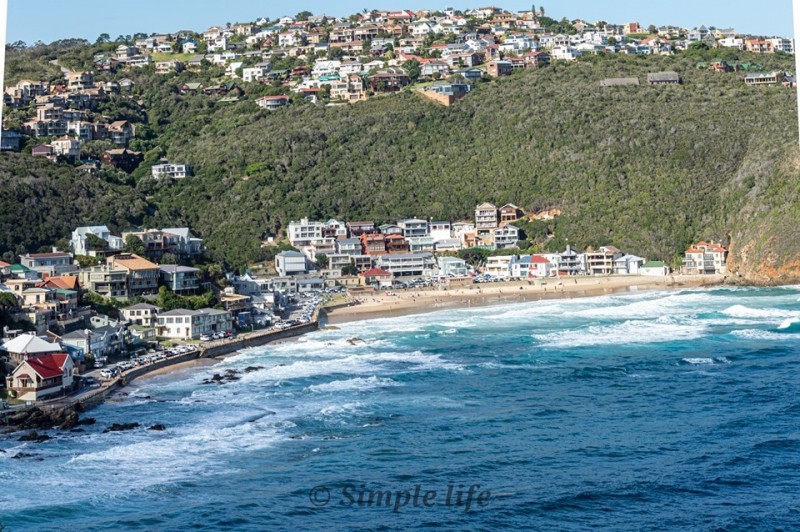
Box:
[3,44,799,277]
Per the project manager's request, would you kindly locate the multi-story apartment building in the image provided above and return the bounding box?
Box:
[475,203,498,238]
[584,246,624,276]
[287,218,325,247]
[159,265,200,294]
[107,254,160,297]
[682,241,727,275]
[375,252,435,277]
[78,264,129,299]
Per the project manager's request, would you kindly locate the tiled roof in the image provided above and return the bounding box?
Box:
[25,353,70,379]
[110,254,158,271]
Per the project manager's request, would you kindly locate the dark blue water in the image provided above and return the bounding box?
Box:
[3,287,800,530]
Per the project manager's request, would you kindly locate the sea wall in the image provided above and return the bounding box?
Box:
[201,322,319,359]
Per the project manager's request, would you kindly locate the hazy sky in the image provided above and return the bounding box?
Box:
[7,0,794,44]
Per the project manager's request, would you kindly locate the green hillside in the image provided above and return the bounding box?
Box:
[4,46,800,281]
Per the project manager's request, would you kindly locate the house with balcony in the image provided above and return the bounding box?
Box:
[20,252,78,277]
[385,234,410,254]
[486,255,514,278]
[78,264,129,299]
[475,203,498,238]
[437,256,469,277]
[152,163,192,179]
[71,225,124,256]
[398,219,429,238]
[375,252,436,277]
[159,265,200,294]
[287,218,325,247]
[256,95,290,111]
[557,246,584,276]
[585,246,624,276]
[336,238,363,256]
[682,241,727,275]
[361,233,388,256]
[407,236,436,253]
[102,148,142,173]
[107,254,160,297]
[493,226,520,249]
[108,120,135,145]
[7,353,74,401]
[156,308,232,339]
[122,303,162,327]
[67,71,94,92]
[360,268,394,288]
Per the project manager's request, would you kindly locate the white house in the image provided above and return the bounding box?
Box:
[493,225,520,249]
[437,256,470,277]
[275,251,308,277]
[152,163,191,179]
[242,63,272,83]
[375,252,436,277]
[486,255,513,278]
[640,260,670,276]
[287,218,325,247]
[614,255,645,275]
[156,308,232,339]
[7,353,74,401]
[71,225,124,256]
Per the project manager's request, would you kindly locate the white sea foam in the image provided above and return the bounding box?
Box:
[721,305,800,320]
[532,317,706,348]
[730,329,792,341]
[307,376,399,393]
[681,358,715,365]
[778,317,800,330]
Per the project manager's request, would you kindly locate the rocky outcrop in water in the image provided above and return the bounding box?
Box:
[103,422,140,433]
[148,424,166,431]
[201,369,242,385]
[1,406,81,432]
[18,431,51,443]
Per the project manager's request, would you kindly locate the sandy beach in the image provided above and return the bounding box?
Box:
[324,275,724,324]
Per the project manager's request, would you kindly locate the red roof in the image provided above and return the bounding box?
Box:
[27,252,70,258]
[360,268,393,277]
[531,255,550,264]
[25,353,69,379]
[0,260,10,268]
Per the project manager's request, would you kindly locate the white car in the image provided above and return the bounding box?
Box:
[200,335,212,342]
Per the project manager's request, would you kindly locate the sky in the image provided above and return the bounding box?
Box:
[7,0,794,44]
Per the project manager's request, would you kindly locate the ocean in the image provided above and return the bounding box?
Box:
[2,286,800,530]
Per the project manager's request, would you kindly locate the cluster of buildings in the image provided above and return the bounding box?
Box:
[265,203,728,286]
[0,225,204,335]
[2,6,793,165]
[284,202,527,274]
[3,71,139,162]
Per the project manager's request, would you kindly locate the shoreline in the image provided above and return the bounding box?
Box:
[324,275,724,325]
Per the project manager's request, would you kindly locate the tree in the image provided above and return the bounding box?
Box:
[85,233,109,251]
[458,248,490,268]
[315,253,328,270]
[341,264,359,276]
[124,235,145,254]
[96,33,111,44]
[296,11,312,21]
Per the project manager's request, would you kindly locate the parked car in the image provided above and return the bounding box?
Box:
[200,334,212,342]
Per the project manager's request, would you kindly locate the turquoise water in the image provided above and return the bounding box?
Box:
[2,286,800,530]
